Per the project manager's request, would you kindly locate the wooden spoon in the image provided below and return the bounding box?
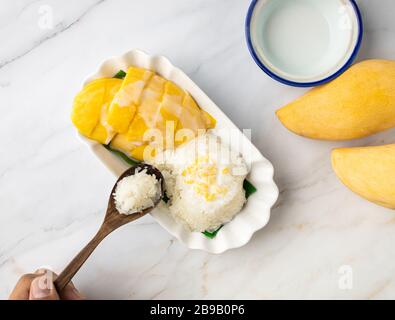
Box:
[54,163,164,292]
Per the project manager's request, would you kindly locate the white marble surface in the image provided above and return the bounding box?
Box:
[1,0,395,299]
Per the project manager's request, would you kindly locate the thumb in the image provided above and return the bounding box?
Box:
[29,272,59,300]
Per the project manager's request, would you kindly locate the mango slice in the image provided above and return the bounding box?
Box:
[126,75,166,142]
[71,78,122,144]
[179,93,206,131]
[154,81,184,147]
[107,67,153,133]
[332,144,395,209]
[202,110,217,129]
[110,133,139,157]
[276,60,395,140]
[130,144,149,161]
[131,144,157,162]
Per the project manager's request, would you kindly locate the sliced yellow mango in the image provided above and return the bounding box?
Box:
[71,67,217,161]
[129,75,166,139]
[72,79,106,136]
[90,124,108,144]
[71,78,122,144]
[107,67,153,133]
[158,106,179,149]
[110,133,138,157]
[202,110,216,129]
[179,93,206,131]
[159,81,184,119]
[174,93,215,145]
[110,134,151,161]
[130,144,147,160]
[127,113,150,142]
[111,133,158,162]
[152,81,185,148]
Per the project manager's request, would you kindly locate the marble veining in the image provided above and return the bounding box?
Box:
[1,0,395,299]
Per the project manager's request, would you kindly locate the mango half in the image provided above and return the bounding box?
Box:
[332,144,395,209]
[276,60,395,140]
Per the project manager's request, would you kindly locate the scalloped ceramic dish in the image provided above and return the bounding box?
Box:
[77,49,279,253]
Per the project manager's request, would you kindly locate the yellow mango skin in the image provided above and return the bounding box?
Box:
[276,60,395,140]
[332,144,395,209]
[71,78,122,144]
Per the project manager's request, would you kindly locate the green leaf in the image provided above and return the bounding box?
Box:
[243,179,257,198]
[113,70,127,79]
[103,144,139,166]
[162,192,169,204]
[202,225,223,239]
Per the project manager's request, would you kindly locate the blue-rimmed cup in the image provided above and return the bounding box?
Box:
[245,0,363,87]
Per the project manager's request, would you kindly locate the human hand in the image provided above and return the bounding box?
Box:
[9,269,84,300]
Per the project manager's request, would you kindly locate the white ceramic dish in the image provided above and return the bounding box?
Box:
[246,0,363,87]
[78,49,279,253]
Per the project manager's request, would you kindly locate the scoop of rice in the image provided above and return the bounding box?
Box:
[114,169,161,214]
[152,134,248,232]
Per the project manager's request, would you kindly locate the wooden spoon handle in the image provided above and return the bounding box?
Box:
[54,225,112,292]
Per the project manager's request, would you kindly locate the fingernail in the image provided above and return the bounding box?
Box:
[30,275,52,299]
[34,268,48,275]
